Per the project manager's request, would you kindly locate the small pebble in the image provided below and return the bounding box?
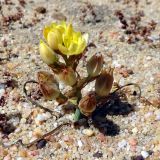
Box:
[0,88,5,98]
[33,128,43,138]
[132,127,138,134]
[156,114,160,121]
[46,135,56,142]
[118,139,127,149]
[22,137,29,144]
[107,150,113,158]
[141,151,149,159]
[63,135,70,142]
[36,114,45,122]
[0,148,8,157]
[97,133,106,142]
[53,122,58,128]
[146,56,152,61]
[144,112,153,118]
[82,129,94,137]
[16,157,25,160]
[22,102,31,108]
[131,155,144,160]
[3,155,11,160]
[20,118,26,124]
[29,150,39,156]
[18,150,28,157]
[35,7,46,14]
[52,12,67,21]
[93,151,103,158]
[129,138,138,146]
[54,142,61,150]
[37,139,47,149]
[77,140,83,148]
[130,145,137,152]
[35,112,51,122]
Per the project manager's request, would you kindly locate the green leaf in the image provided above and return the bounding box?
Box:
[74,108,81,121]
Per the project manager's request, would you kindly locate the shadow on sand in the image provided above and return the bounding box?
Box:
[75,92,135,136]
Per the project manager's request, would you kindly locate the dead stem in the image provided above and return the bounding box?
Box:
[140,96,156,107]
[23,80,60,117]
[111,83,142,99]
[25,122,71,148]
[96,83,142,107]
[2,122,71,148]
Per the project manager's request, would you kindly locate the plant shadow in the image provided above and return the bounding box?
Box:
[75,92,135,136]
[92,93,135,136]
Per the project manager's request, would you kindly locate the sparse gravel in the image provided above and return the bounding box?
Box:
[0,0,160,160]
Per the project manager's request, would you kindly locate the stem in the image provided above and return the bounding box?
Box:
[64,75,99,100]
[23,80,59,117]
[25,122,71,148]
[2,122,71,148]
[96,83,142,107]
[111,83,141,99]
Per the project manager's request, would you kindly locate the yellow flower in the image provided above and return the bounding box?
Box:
[43,23,63,50]
[39,40,58,65]
[43,21,88,56]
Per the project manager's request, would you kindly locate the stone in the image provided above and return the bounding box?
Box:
[35,7,46,14]
[132,127,138,134]
[52,12,67,21]
[18,150,28,157]
[141,151,149,159]
[97,133,106,142]
[118,139,127,149]
[33,128,43,138]
[77,140,83,147]
[82,129,94,137]
[29,150,39,156]
[0,88,5,99]
[35,112,51,123]
[129,138,138,146]
[54,142,61,150]
[36,139,47,149]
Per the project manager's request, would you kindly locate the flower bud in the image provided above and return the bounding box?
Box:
[47,30,62,50]
[78,92,96,116]
[56,67,77,86]
[39,40,58,65]
[87,54,103,77]
[37,71,60,100]
[95,68,114,97]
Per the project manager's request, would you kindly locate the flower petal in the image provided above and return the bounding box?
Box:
[58,44,69,55]
[47,30,62,50]
[43,26,51,40]
[68,42,78,55]
[76,38,86,54]
[56,25,65,34]
[73,32,81,43]
[39,40,58,65]
[66,23,73,37]
[47,32,59,50]
[63,34,71,48]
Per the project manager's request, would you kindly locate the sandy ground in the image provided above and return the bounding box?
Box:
[0,0,160,159]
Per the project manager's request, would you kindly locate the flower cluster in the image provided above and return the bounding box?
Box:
[40,21,88,65]
[38,21,114,120]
